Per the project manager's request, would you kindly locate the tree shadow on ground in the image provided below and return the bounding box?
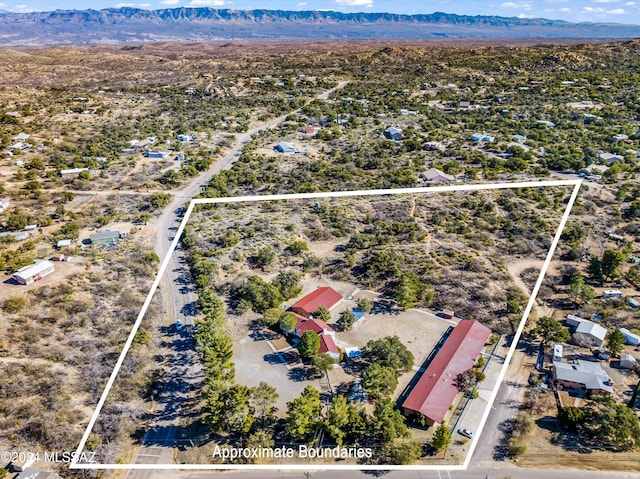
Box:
[536,416,596,453]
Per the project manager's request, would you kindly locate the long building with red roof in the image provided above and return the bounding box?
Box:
[291,286,342,317]
[402,319,491,425]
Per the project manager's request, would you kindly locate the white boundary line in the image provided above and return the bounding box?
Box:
[70,179,582,471]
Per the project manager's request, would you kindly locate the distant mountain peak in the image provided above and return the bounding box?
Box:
[0,7,639,46]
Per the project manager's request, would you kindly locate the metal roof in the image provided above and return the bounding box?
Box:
[291,287,342,316]
[402,319,491,424]
[13,260,55,280]
[553,360,613,394]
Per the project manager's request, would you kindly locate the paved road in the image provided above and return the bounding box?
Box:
[125,80,350,477]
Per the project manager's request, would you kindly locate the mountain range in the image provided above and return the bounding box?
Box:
[1,8,640,46]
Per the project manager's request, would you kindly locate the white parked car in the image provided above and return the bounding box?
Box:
[458,428,473,439]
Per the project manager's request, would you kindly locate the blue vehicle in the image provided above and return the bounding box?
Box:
[175,319,182,332]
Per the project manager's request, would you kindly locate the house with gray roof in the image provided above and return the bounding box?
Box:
[552,360,613,396]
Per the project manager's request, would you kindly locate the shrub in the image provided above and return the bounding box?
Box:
[4,296,29,314]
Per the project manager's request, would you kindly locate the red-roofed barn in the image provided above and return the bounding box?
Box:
[291,286,343,317]
[402,319,491,425]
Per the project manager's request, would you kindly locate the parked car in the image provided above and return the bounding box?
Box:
[175,319,182,332]
[458,428,473,439]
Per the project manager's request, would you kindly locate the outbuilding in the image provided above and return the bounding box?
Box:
[553,344,563,362]
[13,260,55,285]
[573,320,608,347]
[620,328,640,346]
[620,354,637,370]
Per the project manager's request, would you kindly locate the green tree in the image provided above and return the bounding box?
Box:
[601,249,626,281]
[313,305,331,322]
[580,395,640,451]
[325,395,351,445]
[285,385,322,441]
[364,336,414,371]
[221,384,254,434]
[371,397,409,443]
[507,438,526,457]
[255,246,276,270]
[263,307,284,327]
[337,309,356,331]
[432,422,452,456]
[380,439,422,464]
[568,272,595,304]
[587,255,605,286]
[362,363,398,400]
[532,316,570,351]
[312,353,334,379]
[298,330,320,359]
[279,311,297,334]
[250,381,279,427]
[271,270,301,300]
[394,272,427,308]
[606,329,626,356]
[356,298,373,313]
[244,430,275,462]
[285,240,308,255]
[235,276,283,313]
[558,406,586,431]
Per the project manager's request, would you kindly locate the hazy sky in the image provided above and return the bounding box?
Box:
[1,0,640,25]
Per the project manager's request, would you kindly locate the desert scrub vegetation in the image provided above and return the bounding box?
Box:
[0,236,163,469]
[186,186,566,334]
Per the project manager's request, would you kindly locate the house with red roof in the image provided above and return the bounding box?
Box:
[291,286,343,318]
[288,287,343,361]
[402,319,491,425]
[292,312,340,361]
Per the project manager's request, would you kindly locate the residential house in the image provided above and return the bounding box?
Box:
[90,230,120,245]
[12,132,30,142]
[177,133,196,141]
[56,239,72,248]
[13,260,55,285]
[402,319,491,425]
[292,314,340,361]
[60,167,89,178]
[471,133,495,143]
[274,142,296,153]
[145,150,169,159]
[598,152,624,163]
[553,360,613,396]
[384,126,403,141]
[419,168,455,183]
[612,134,629,142]
[423,141,446,152]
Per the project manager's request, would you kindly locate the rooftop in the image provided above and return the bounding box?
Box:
[553,360,613,394]
[291,286,342,317]
[402,319,491,424]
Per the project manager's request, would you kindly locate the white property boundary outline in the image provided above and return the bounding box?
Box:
[70,179,582,471]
